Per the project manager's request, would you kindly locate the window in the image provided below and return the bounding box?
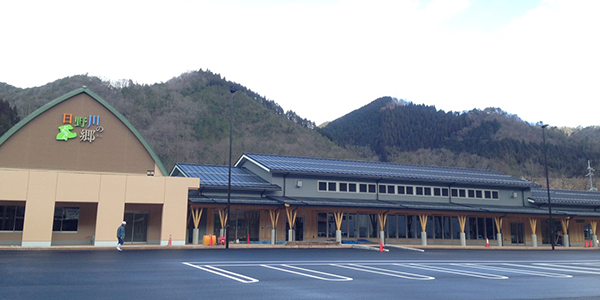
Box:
[53,207,79,232]
[459,189,466,197]
[492,191,499,199]
[368,184,376,193]
[0,205,25,232]
[328,182,337,192]
[434,188,441,196]
[339,183,348,192]
[387,185,395,194]
[484,190,492,199]
[358,184,367,193]
[424,187,432,196]
[318,182,327,191]
[379,185,387,194]
[397,186,405,195]
[349,183,357,192]
[476,190,483,198]
[406,186,414,195]
[468,189,475,198]
[442,188,449,197]
[416,187,424,195]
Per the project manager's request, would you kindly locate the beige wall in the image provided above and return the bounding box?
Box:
[0,168,198,247]
[0,93,157,174]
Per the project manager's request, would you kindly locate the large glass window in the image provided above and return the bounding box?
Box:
[451,216,461,239]
[398,215,407,238]
[53,207,79,232]
[0,205,25,232]
[317,213,327,238]
[387,215,397,238]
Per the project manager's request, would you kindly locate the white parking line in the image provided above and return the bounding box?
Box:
[452,263,572,278]
[261,264,353,281]
[332,264,435,280]
[397,263,508,279]
[503,263,600,275]
[182,262,259,283]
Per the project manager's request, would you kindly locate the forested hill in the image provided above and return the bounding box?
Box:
[320,97,600,189]
[2,72,600,190]
[0,70,361,171]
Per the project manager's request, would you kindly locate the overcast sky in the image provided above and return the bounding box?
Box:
[1,0,599,127]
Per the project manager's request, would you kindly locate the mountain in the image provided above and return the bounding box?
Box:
[2,72,599,190]
[0,70,362,171]
[319,97,600,190]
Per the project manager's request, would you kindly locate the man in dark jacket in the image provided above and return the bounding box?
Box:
[117,221,126,251]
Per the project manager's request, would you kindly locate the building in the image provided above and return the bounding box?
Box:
[2,88,599,248]
[0,87,198,247]
[173,154,600,248]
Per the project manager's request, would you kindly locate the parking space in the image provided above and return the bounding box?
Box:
[182,260,600,283]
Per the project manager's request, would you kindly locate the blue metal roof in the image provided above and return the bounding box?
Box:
[530,188,600,207]
[172,163,281,190]
[238,153,536,187]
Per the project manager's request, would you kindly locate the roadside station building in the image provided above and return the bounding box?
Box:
[2,88,600,248]
[174,154,600,248]
[0,87,198,247]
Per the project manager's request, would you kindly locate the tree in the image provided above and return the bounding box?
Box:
[0,98,20,137]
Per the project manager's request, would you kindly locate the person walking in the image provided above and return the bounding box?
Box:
[117,221,126,251]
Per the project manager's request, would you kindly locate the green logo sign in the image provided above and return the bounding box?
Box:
[57,124,77,141]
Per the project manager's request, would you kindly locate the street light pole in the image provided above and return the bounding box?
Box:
[540,122,555,250]
[226,87,237,249]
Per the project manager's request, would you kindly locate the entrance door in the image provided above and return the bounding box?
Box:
[295,216,304,241]
[124,212,149,243]
[510,222,525,245]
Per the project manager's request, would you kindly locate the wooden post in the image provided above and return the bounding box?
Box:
[561,218,570,247]
[269,209,280,245]
[285,205,297,242]
[377,212,388,245]
[458,215,467,246]
[529,218,538,247]
[419,214,428,246]
[494,217,503,246]
[190,207,203,245]
[592,220,598,247]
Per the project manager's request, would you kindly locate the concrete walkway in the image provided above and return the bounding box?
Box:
[1,242,598,251]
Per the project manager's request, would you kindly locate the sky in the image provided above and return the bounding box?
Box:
[1,0,599,127]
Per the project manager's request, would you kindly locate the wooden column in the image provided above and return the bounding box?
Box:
[592,220,598,247]
[561,218,570,247]
[529,218,538,247]
[419,214,428,246]
[458,215,467,246]
[377,212,388,245]
[494,217,503,246]
[269,209,280,245]
[190,206,203,245]
[285,205,297,242]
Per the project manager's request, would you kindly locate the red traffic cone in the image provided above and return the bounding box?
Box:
[379,240,384,252]
[209,234,213,246]
[168,234,172,246]
[247,234,250,244]
[585,240,589,248]
[486,238,490,247]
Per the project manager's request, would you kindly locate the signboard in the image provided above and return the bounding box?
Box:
[56,114,104,143]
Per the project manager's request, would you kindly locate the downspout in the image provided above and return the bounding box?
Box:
[283,173,289,197]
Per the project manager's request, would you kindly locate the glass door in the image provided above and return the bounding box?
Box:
[124,212,149,243]
[510,222,525,245]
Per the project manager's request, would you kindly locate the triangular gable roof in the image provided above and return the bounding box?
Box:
[171,163,281,190]
[0,86,167,175]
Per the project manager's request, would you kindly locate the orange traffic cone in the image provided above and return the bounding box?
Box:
[168,234,172,246]
[486,238,490,247]
[379,240,384,252]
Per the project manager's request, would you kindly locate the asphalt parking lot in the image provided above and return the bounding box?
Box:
[1,247,600,300]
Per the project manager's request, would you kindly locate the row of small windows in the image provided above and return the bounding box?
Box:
[317,181,499,200]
